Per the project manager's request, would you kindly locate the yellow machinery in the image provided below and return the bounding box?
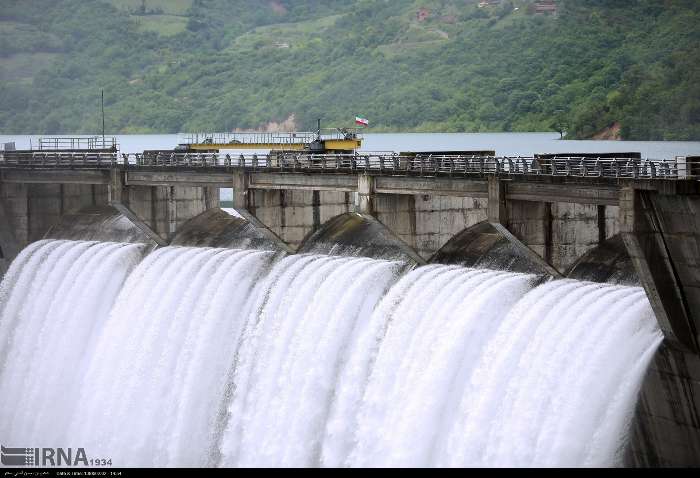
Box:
[179,122,362,153]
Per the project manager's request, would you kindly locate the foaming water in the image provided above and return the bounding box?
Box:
[0,240,146,446]
[69,246,277,467]
[431,279,661,467]
[219,254,403,467]
[344,267,535,467]
[0,240,662,467]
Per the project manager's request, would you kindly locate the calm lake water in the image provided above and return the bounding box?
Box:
[2,132,700,159]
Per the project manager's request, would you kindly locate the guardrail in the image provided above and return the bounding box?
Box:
[0,151,119,168]
[0,151,698,180]
[126,152,696,180]
[35,136,118,151]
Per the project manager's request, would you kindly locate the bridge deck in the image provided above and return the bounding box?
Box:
[1,151,697,178]
[1,151,697,206]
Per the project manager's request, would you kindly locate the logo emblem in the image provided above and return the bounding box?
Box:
[1,446,35,466]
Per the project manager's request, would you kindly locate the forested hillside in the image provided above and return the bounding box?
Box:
[1,0,699,140]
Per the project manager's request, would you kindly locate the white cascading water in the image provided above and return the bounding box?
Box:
[68,245,277,467]
[0,240,662,467]
[219,254,403,467]
[347,276,662,467]
[0,240,147,446]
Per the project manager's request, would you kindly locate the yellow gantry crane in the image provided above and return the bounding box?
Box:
[179,120,362,153]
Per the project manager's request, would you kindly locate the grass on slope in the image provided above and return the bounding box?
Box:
[134,14,188,36]
[106,0,193,15]
[229,14,344,51]
[106,0,191,36]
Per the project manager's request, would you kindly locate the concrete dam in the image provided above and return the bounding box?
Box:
[0,150,699,466]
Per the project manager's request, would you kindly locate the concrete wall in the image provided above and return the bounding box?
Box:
[0,183,107,246]
[0,182,216,272]
[414,196,487,259]
[0,180,629,278]
[628,342,700,466]
[0,183,108,275]
[223,172,622,271]
[124,185,217,242]
[250,189,351,250]
[651,194,700,341]
[550,203,620,272]
[380,195,488,260]
[617,189,700,466]
[1,183,30,248]
[506,200,550,264]
[371,194,617,270]
[249,190,608,264]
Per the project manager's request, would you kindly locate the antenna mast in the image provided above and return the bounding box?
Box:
[101,89,105,145]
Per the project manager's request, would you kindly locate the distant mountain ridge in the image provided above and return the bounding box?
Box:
[0,0,698,140]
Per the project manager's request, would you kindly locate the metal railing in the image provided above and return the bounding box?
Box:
[0,151,118,168]
[123,152,696,180]
[34,136,118,151]
[0,151,697,180]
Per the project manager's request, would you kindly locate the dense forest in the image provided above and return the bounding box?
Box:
[0,0,699,140]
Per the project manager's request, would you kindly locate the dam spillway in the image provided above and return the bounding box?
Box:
[1,149,700,466]
[0,240,662,467]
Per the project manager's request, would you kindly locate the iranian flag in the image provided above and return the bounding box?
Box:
[355,116,369,127]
